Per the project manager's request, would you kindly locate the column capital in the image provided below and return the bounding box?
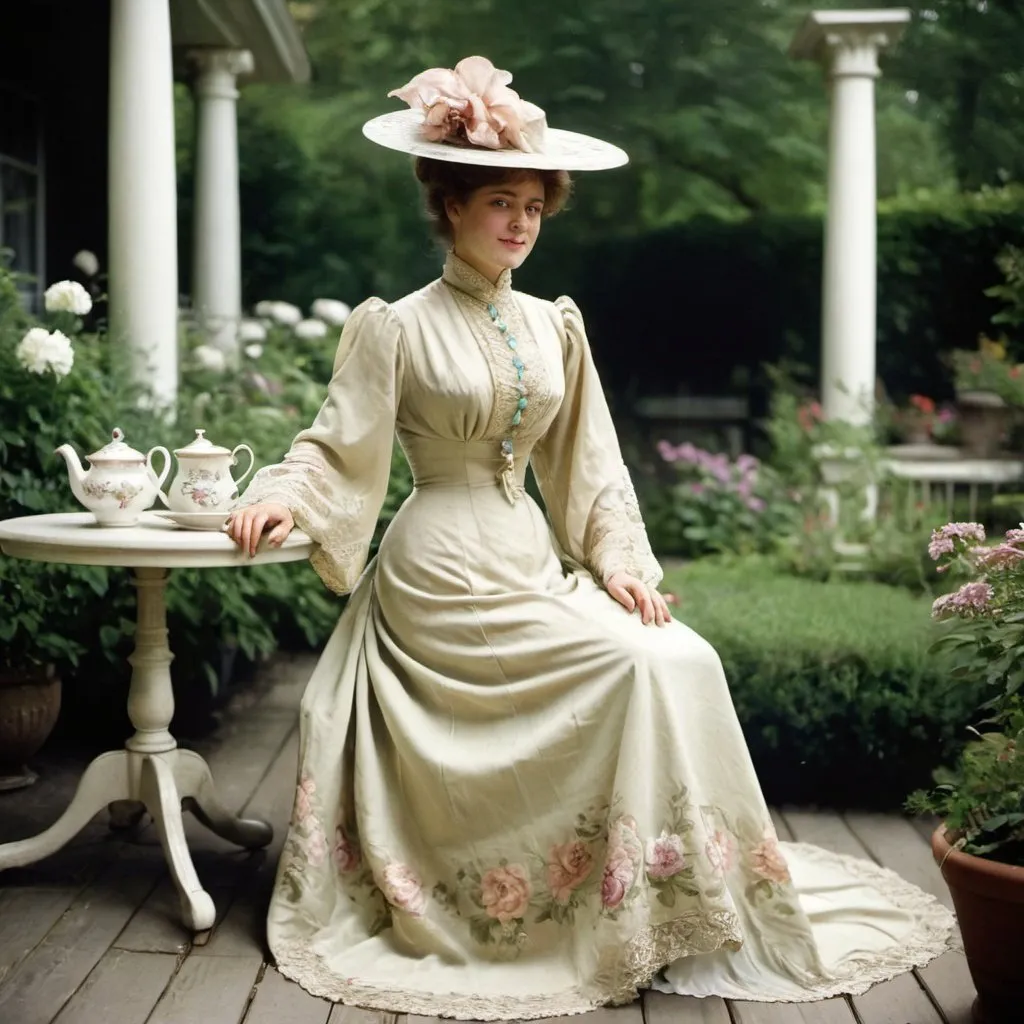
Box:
[187,48,254,99]
[789,9,911,78]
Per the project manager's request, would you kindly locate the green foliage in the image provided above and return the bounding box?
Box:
[906,524,1024,864]
[663,559,979,809]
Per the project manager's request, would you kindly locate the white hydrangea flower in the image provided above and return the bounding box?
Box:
[270,301,302,326]
[311,298,351,326]
[72,250,99,277]
[239,319,267,343]
[16,327,75,379]
[193,344,226,372]
[254,300,276,318]
[295,317,328,340]
[44,279,92,316]
[244,343,263,360]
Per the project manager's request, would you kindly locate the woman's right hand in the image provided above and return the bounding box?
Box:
[226,502,295,557]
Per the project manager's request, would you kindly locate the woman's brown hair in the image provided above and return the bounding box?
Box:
[414,158,573,243]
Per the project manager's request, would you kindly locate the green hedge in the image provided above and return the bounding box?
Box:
[662,559,979,809]
[515,190,1024,412]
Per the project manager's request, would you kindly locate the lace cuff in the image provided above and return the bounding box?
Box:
[585,462,663,588]
[233,441,370,595]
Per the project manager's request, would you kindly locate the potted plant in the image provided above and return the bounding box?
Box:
[892,393,938,445]
[948,336,1024,457]
[908,521,1024,1024]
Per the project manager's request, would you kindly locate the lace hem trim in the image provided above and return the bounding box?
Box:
[270,909,744,1021]
[270,841,958,1018]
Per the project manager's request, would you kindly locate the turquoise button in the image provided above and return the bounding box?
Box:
[512,410,522,425]
[518,397,528,409]
[488,303,498,319]
[507,339,517,350]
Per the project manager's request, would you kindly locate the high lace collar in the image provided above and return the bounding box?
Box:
[442,250,514,307]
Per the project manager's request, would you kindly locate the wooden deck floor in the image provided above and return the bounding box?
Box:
[0,654,975,1024]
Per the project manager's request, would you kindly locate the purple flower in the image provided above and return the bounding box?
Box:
[657,439,679,463]
[747,497,767,513]
[736,454,759,473]
[972,544,1024,570]
[931,582,994,620]
[1006,525,1024,545]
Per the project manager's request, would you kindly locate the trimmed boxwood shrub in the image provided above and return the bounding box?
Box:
[662,559,979,809]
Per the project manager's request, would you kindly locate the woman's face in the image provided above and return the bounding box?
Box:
[446,174,545,282]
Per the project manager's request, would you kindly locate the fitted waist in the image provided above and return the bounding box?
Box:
[402,437,529,490]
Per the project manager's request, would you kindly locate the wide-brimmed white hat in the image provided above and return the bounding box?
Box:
[362,56,628,172]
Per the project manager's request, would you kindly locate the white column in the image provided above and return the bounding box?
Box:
[108,0,179,407]
[791,10,910,425]
[188,49,254,357]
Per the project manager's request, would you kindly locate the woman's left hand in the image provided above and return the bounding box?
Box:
[605,571,673,627]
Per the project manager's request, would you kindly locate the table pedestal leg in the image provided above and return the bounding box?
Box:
[0,567,273,936]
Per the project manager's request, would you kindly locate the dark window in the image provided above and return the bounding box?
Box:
[0,88,43,310]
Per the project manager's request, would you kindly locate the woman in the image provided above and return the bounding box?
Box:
[228,57,956,1020]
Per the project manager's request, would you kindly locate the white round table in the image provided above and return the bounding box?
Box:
[0,512,315,936]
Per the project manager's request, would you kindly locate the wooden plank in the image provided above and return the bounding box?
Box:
[644,988,731,1023]
[770,808,793,841]
[778,810,869,859]
[244,966,333,1024]
[850,970,943,1024]
[916,951,976,1024]
[0,886,80,984]
[332,1005,395,1024]
[51,948,177,1024]
[0,849,161,1024]
[147,955,261,1024]
[730,998,857,1023]
[842,813,951,909]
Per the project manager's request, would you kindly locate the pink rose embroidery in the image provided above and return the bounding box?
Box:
[646,832,687,880]
[294,777,316,824]
[333,827,361,873]
[381,863,427,916]
[304,825,328,867]
[749,835,792,884]
[546,841,594,904]
[706,829,737,875]
[480,864,532,923]
[601,844,636,910]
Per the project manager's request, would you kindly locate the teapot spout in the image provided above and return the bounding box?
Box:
[55,443,87,503]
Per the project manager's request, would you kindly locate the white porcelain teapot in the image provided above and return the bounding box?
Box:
[55,428,171,526]
[158,429,255,514]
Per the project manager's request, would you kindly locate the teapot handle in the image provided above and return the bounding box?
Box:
[146,446,172,505]
[231,444,255,491]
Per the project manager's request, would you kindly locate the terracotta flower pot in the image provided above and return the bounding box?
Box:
[0,664,61,790]
[932,826,1024,1024]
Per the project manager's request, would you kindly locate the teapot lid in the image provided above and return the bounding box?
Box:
[86,427,146,464]
[174,428,232,457]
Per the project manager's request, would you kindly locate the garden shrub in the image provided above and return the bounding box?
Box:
[663,559,980,809]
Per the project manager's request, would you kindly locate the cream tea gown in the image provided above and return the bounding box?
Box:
[235,252,958,1019]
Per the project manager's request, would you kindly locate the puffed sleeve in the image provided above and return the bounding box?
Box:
[530,296,663,588]
[233,297,403,594]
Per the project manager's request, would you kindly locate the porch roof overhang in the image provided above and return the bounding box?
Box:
[170,0,310,83]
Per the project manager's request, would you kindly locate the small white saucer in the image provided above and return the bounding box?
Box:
[154,510,230,532]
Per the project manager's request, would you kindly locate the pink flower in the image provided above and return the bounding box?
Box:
[928,522,986,560]
[1006,525,1024,545]
[747,497,767,513]
[645,832,687,880]
[546,841,594,904]
[972,544,1024,570]
[294,777,316,824]
[931,581,994,620]
[749,835,791,884]
[304,825,328,867]
[657,439,678,463]
[480,864,531,923]
[706,829,737,874]
[387,56,545,153]
[380,862,427,916]
[601,844,636,909]
[333,827,361,873]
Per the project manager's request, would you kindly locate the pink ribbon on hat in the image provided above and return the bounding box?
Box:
[388,56,546,154]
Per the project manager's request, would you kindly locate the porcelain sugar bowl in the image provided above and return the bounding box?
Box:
[159,429,255,514]
[55,428,171,526]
